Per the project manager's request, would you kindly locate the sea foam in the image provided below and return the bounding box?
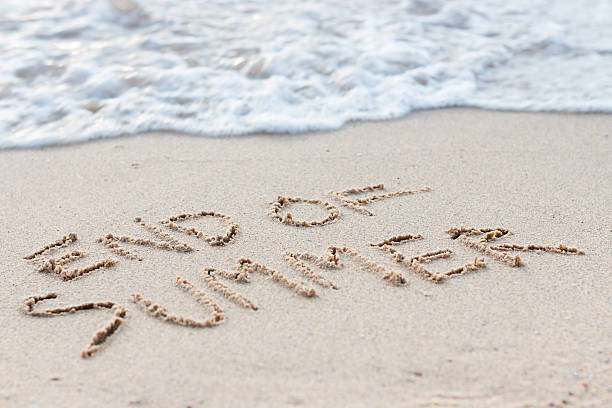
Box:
[1,0,611,147]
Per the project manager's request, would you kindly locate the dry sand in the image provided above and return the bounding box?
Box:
[0,108,610,407]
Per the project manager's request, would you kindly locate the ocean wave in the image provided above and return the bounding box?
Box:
[1,0,611,147]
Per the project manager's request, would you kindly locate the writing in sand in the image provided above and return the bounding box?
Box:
[21,184,585,358]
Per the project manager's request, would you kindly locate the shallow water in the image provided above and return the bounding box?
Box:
[1,0,611,147]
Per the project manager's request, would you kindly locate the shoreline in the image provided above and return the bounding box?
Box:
[1,108,610,407]
[3,107,612,152]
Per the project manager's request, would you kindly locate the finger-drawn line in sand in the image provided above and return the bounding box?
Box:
[132,277,224,328]
[99,217,193,260]
[446,226,585,264]
[36,249,86,267]
[268,196,339,227]
[372,235,485,282]
[490,243,585,255]
[289,246,406,286]
[329,184,431,216]
[160,211,238,246]
[37,257,117,281]
[26,234,117,281]
[24,233,78,260]
[371,234,423,247]
[236,258,318,297]
[335,246,405,286]
[446,226,511,241]
[203,268,259,310]
[380,246,485,283]
[284,252,338,289]
[327,246,407,286]
[23,293,127,358]
[456,236,522,267]
[446,226,523,267]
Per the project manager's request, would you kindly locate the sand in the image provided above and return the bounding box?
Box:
[0,108,610,407]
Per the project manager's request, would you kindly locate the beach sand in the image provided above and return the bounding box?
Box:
[1,108,610,407]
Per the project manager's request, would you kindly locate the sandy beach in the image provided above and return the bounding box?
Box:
[0,108,610,407]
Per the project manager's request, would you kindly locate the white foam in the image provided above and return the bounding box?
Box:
[1,0,611,147]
